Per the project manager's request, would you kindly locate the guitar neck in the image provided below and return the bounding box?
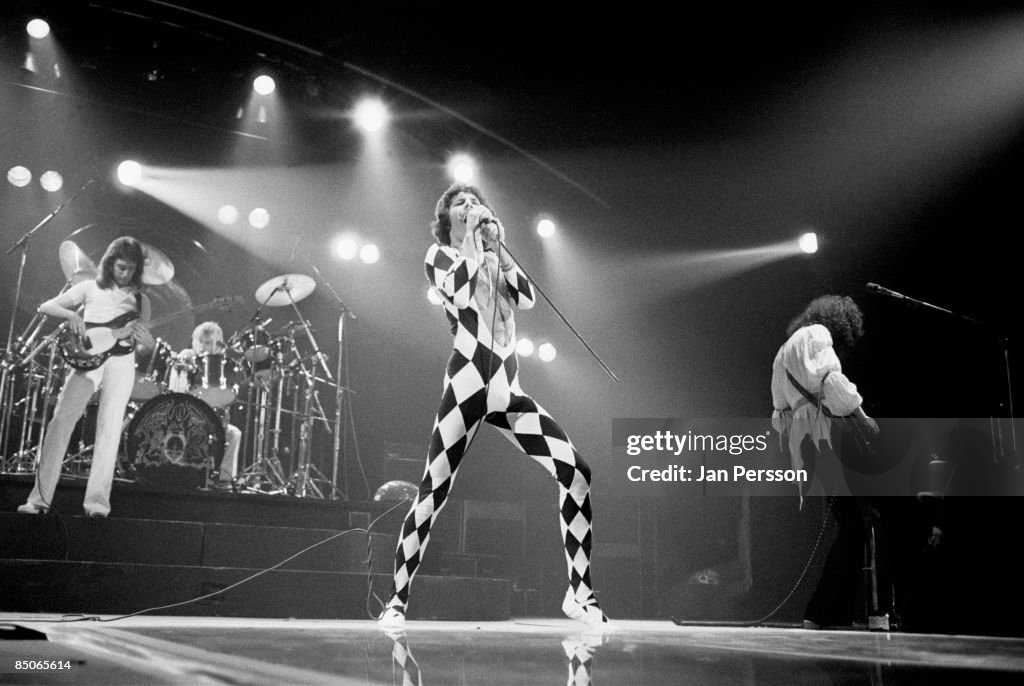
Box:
[148,302,221,330]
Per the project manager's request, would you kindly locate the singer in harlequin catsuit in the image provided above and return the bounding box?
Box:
[377,183,610,629]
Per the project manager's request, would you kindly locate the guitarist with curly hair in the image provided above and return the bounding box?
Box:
[17,236,154,517]
[771,294,881,629]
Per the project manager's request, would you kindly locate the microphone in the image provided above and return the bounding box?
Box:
[866,282,905,300]
[475,213,500,242]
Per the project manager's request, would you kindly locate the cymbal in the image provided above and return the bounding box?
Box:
[58,240,96,285]
[141,243,175,286]
[254,274,315,307]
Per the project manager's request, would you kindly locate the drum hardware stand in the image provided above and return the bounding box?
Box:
[238,376,288,495]
[232,286,283,490]
[288,357,335,499]
[268,360,291,481]
[1,334,64,474]
[1,307,63,465]
[273,308,334,499]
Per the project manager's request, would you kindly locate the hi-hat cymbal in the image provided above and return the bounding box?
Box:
[254,274,315,307]
[58,240,96,285]
[141,243,175,286]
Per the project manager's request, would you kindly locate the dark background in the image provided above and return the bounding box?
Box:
[1,1,1021,629]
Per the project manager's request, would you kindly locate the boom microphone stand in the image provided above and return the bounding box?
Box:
[866,282,1017,462]
[299,253,356,501]
[2,179,96,462]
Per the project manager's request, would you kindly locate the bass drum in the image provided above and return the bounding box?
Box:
[124,393,224,491]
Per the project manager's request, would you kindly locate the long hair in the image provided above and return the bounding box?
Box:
[430,183,491,246]
[96,236,145,290]
[786,295,864,358]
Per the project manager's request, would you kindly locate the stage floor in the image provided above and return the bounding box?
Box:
[2,614,1023,685]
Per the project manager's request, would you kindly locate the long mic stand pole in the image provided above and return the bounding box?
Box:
[300,253,356,500]
[496,239,620,383]
[4,178,96,357]
[2,179,95,462]
[866,282,1017,466]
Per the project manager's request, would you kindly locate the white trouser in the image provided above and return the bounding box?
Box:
[25,354,135,516]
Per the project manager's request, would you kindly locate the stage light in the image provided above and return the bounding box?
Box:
[359,243,380,264]
[516,338,535,357]
[248,208,270,229]
[448,154,476,183]
[253,75,276,95]
[7,166,32,187]
[538,343,557,362]
[39,170,63,192]
[116,160,142,187]
[799,232,818,254]
[537,219,555,237]
[354,98,388,132]
[427,287,444,306]
[334,237,358,261]
[27,19,50,39]
[217,205,239,225]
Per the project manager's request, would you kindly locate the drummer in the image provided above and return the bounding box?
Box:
[168,321,241,490]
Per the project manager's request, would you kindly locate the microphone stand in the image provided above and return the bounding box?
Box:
[2,179,95,464]
[867,282,1017,465]
[299,253,356,500]
[495,239,620,383]
[3,179,95,359]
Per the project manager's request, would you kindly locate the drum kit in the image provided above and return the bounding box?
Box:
[0,239,342,499]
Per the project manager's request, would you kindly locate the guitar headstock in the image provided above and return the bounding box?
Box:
[209,295,245,311]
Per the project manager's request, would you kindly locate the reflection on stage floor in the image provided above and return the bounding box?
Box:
[2,614,1023,685]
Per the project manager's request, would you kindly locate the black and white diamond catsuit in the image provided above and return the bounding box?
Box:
[383,241,597,614]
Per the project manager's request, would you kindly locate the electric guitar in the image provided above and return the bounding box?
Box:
[58,295,244,371]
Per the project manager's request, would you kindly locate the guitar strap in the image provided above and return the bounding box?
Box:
[785,369,840,418]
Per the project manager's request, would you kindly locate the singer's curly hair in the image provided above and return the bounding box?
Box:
[786,295,864,358]
[431,183,492,246]
[96,236,145,290]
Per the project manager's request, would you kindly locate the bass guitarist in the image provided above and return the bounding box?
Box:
[17,236,154,517]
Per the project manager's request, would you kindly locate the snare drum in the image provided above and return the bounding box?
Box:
[188,352,241,408]
[132,340,174,400]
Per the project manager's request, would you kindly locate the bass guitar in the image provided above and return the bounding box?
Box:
[58,295,244,371]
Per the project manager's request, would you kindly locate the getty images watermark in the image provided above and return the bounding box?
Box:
[611,418,1023,496]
